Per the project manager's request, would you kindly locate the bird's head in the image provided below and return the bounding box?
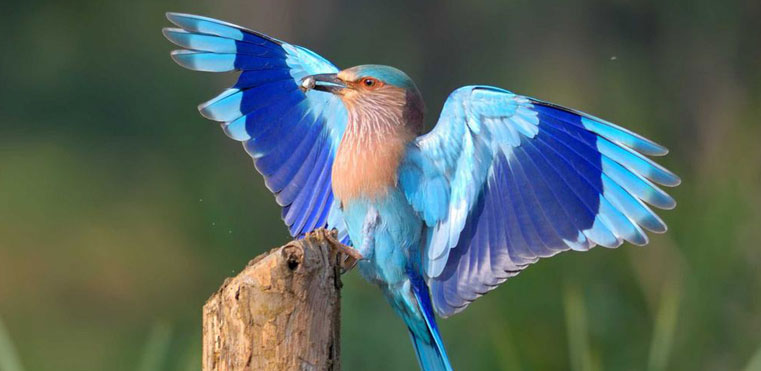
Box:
[302,64,425,133]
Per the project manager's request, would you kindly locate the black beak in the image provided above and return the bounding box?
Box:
[301,73,346,94]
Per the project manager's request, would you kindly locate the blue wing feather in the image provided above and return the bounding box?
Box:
[247,106,311,162]
[403,86,678,316]
[162,28,285,58]
[517,141,590,249]
[507,153,560,256]
[165,13,284,49]
[165,13,350,241]
[286,143,333,234]
[534,121,668,232]
[169,50,237,72]
[533,99,670,157]
[234,69,294,89]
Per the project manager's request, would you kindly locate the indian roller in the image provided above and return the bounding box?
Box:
[163,13,680,371]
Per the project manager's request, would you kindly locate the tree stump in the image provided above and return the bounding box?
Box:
[202,229,344,370]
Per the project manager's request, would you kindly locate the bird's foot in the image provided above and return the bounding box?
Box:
[337,243,363,273]
[320,229,363,273]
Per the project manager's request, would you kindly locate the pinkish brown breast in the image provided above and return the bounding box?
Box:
[331,83,420,203]
[332,130,413,202]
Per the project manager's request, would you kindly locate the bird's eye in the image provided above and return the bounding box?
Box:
[361,78,378,88]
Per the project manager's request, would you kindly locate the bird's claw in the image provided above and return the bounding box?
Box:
[322,229,362,273]
[337,244,362,273]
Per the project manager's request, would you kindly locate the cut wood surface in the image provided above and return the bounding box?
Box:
[202,229,344,371]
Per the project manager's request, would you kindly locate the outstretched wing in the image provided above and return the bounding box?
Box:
[163,13,350,243]
[399,86,679,316]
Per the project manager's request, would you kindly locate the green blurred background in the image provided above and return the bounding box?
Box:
[1,0,760,370]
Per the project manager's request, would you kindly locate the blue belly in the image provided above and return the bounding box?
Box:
[340,188,423,288]
[340,188,453,370]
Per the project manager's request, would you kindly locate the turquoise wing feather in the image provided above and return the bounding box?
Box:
[163,13,350,243]
[399,86,679,316]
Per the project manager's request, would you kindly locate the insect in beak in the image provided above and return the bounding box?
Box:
[301,73,346,94]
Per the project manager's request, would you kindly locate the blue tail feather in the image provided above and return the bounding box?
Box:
[409,275,453,371]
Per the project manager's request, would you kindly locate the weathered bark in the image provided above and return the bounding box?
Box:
[202,229,343,371]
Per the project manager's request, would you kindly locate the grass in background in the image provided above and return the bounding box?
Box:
[563,277,683,371]
[564,284,598,371]
[745,342,761,371]
[489,316,523,371]
[647,281,681,371]
[0,315,24,371]
[179,336,202,371]
[137,322,173,371]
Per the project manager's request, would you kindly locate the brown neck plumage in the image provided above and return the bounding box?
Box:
[331,87,423,202]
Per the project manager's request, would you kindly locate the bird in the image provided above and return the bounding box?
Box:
[163,13,680,371]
